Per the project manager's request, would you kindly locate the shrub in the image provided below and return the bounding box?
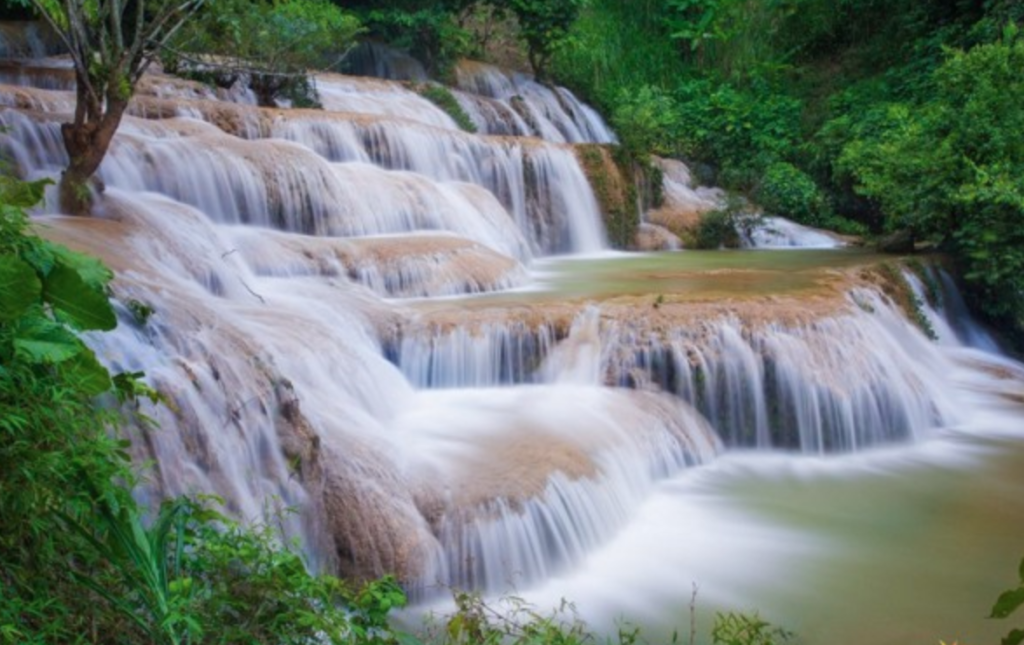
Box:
[712,612,793,645]
[611,84,681,157]
[757,162,830,226]
[835,31,1024,330]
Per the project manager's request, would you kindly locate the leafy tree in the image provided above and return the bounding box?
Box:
[13,0,206,214]
[507,0,583,81]
[837,28,1024,327]
[170,0,363,107]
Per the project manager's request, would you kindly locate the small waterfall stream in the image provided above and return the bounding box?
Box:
[2,37,1023,645]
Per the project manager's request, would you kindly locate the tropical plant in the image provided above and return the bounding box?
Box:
[0,172,151,642]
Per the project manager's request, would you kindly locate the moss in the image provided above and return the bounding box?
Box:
[415,82,477,133]
[575,144,640,249]
[125,298,155,326]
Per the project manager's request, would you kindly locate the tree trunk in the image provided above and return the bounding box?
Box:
[58,100,128,216]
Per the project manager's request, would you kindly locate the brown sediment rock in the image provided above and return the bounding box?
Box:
[647,157,723,242]
[397,255,895,338]
[635,223,682,251]
[232,229,525,297]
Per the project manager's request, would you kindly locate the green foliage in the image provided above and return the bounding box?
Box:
[357,5,475,79]
[673,77,803,191]
[126,298,156,326]
[611,85,680,157]
[0,173,140,642]
[172,0,363,107]
[711,612,792,645]
[506,0,584,80]
[695,195,755,249]
[758,162,829,227]
[991,555,1024,645]
[416,82,478,132]
[835,33,1024,328]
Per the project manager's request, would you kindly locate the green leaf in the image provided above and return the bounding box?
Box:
[47,243,113,290]
[13,317,84,364]
[1004,629,1024,645]
[59,348,113,396]
[991,587,1024,619]
[43,263,117,331]
[0,255,41,322]
[0,177,51,209]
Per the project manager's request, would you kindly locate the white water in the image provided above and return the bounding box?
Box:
[453,60,617,144]
[744,216,845,249]
[2,42,1023,645]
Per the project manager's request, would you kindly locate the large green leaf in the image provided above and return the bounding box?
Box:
[1004,629,1024,645]
[13,317,84,364]
[991,587,1024,619]
[0,255,40,322]
[43,263,117,331]
[59,347,113,396]
[48,243,114,290]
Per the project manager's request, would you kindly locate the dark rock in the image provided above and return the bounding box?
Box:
[877,229,914,253]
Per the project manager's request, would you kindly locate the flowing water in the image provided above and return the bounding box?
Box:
[2,36,1023,645]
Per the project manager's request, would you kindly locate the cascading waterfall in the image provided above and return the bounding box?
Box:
[387,289,958,454]
[453,60,617,144]
[2,40,1023,643]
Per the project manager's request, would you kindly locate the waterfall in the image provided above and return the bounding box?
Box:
[743,216,846,249]
[388,289,960,454]
[453,60,618,144]
[2,45,1021,625]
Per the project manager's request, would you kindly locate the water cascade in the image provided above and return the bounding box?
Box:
[2,40,1023,645]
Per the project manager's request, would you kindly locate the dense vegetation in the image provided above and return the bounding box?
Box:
[548,0,1024,340]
